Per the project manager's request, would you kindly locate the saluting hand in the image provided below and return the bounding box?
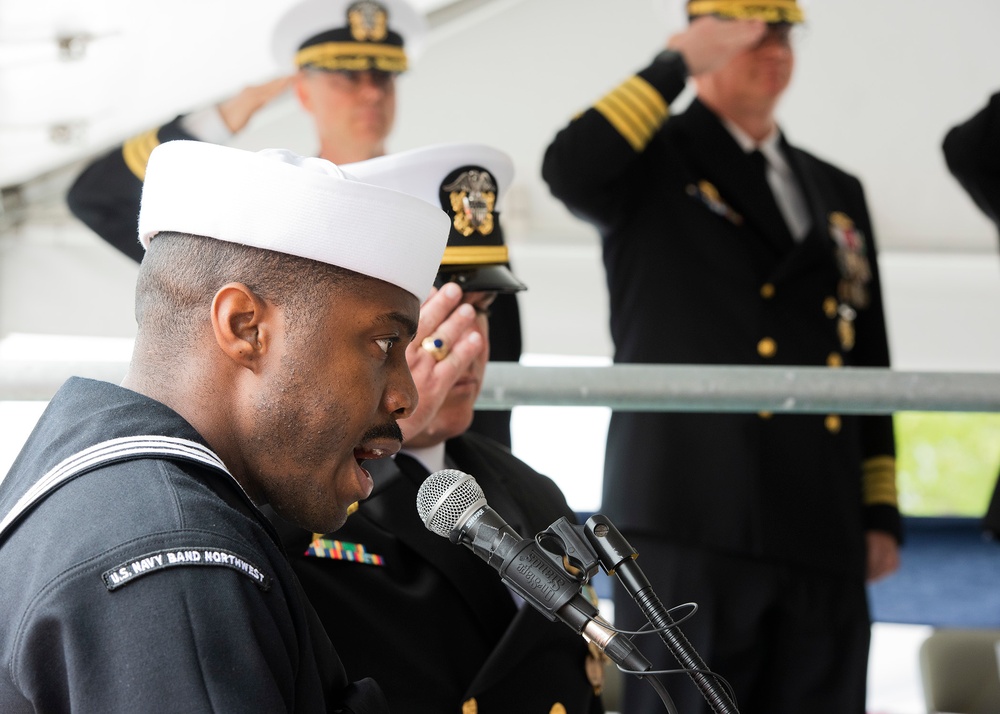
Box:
[217,75,295,134]
[399,283,485,443]
[667,16,767,76]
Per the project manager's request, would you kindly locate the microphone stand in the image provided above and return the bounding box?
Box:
[537,519,679,714]
[583,515,740,714]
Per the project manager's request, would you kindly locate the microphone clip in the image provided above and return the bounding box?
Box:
[536,517,601,583]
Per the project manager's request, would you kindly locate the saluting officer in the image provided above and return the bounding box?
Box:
[542,2,901,712]
[66,0,521,448]
[67,0,426,262]
[267,142,606,714]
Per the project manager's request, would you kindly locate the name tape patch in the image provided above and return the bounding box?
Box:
[102,547,272,591]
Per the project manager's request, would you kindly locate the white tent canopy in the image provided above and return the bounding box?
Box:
[2,0,999,366]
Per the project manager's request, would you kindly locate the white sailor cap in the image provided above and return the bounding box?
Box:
[344,143,526,294]
[272,0,426,74]
[137,141,450,300]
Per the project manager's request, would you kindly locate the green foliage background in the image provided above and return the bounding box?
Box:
[895,412,1000,516]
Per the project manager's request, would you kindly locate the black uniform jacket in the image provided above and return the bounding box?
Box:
[942,91,1000,534]
[267,431,604,714]
[66,116,195,262]
[0,377,386,713]
[943,90,1000,233]
[542,55,900,575]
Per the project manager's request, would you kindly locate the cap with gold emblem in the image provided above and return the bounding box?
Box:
[272,0,426,74]
[344,142,527,294]
[687,0,805,24]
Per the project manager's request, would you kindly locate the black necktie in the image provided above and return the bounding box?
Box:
[749,149,769,181]
[395,452,520,636]
[749,149,794,250]
[393,452,430,486]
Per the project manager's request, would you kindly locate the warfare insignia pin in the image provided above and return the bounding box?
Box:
[348,0,389,42]
[304,535,385,565]
[443,170,497,237]
[687,180,743,225]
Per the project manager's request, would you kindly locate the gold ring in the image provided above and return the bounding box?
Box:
[421,336,448,361]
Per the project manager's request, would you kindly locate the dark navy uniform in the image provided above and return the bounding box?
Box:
[542,52,900,713]
[0,377,386,713]
[944,91,1000,230]
[942,90,1000,536]
[268,431,605,714]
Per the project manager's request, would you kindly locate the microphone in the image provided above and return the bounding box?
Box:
[415,468,651,673]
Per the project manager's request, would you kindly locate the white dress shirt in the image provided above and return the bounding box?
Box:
[722,119,812,242]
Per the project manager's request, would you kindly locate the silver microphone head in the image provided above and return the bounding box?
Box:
[416,469,487,537]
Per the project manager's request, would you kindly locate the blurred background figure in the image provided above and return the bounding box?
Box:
[66,0,426,260]
[65,0,522,448]
[266,143,606,714]
[542,1,901,711]
[942,91,1000,540]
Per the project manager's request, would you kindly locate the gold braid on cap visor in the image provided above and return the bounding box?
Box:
[296,42,408,72]
[687,0,804,23]
[440,246,509,266]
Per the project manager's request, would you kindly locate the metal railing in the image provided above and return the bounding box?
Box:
[3,359,999,413]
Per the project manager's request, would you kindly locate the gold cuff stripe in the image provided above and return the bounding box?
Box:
[862,456,898,506]
[687,0,804,23]
[615,86,663,141]
[620,75,669,126]
[440,245,509,266]
[595,97,644,151]
[607,91,654,145]
[296,43,407,72]
[121,128,161,182]
[595,76,668,152]
[595,93,649,151]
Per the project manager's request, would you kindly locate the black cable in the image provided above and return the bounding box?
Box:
[638,672,680,714]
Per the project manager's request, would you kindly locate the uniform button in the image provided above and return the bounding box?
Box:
[462,698,478,714]
[758,411,773,419]
[823,297,838,318]
[585,641,606,695]
[827,352,843,368]
[757,337,777,358]
[549,705,567,714]
[838,318,856,351]
[760,283,776,299]
[825,415,842,433]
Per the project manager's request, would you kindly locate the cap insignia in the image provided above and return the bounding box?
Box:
[348,0,389,42]
[443,169,497,237]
